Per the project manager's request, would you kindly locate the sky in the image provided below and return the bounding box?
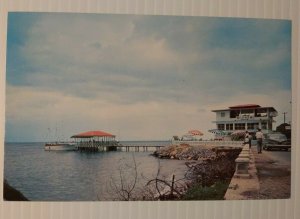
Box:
[5,12,292,142]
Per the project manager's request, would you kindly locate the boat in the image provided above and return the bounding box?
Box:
[44,124,76,151]
[44,142,76,151]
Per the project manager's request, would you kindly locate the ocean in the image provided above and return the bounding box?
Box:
[4,141,188,201]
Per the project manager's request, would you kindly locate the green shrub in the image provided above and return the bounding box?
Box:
[182,181,229,200]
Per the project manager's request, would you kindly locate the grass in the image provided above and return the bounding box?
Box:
[182,181,229,200]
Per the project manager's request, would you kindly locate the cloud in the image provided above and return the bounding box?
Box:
[6,82,291,142]
[5,13,292,141]
[6,84,217,141]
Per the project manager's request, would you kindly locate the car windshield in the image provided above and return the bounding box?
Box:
[269,134,287,141]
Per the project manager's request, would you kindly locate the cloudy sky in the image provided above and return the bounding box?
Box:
[5,12,291,142]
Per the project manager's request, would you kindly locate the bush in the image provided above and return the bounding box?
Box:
[182,181,229,200]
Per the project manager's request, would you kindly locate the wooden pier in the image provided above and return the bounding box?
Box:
[71,130,166,152]
[117,145,164,152]
[76,142,165,152]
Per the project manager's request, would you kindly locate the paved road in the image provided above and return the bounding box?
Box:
[251,145,291,199]
[252,144,291,165]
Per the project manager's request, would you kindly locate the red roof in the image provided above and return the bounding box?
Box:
[71,130,115,138]
[212,104,277,112]
[229,104,261,109]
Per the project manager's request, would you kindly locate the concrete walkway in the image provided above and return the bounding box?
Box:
[224,145,291,200]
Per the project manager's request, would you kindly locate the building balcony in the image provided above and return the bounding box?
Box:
[213,116,274,123]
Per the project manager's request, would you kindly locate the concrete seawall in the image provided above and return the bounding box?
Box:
[224,144,260,200]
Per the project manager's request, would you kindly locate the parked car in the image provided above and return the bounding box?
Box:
[263,133,291,151]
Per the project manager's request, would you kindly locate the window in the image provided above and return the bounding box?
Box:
[247,123,259,130]
[220,112,225,117]
[226,124,233,130]
[230,110,240,118]
[241,109,254,114]
[235,123,245,130]
[261,122,267,129]
[218,124,225,130]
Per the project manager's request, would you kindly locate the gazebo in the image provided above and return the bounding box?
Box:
[71,130,118,151]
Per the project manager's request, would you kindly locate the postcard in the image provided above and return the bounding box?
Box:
[3,12,292,202]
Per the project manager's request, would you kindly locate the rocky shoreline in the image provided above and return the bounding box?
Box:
[152,144,241,200]
[153,143,216,160]
[153,143,240,161]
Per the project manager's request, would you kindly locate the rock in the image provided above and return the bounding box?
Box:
[3,180,28,201]
[153,144,220,161]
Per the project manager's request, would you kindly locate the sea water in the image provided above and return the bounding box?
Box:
[4,142,188,201]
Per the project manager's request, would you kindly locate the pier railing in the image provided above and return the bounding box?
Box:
[76,141,119,151]
[76,141,164,152]
[77,141,119,148]
[117,145,164,152]
[76,140,243,152]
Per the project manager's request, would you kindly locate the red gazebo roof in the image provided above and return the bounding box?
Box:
[71,130,115,138]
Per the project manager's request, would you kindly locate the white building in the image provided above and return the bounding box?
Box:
[212,104,278,135]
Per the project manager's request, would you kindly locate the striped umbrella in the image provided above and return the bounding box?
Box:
[188,130,203,136]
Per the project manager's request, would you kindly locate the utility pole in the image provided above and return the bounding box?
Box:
[283,112,287,124]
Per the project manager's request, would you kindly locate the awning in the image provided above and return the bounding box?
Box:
[208,129,228,136]
[71,130,115,138]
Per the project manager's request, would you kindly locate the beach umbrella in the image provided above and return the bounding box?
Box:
[188,130,203,136]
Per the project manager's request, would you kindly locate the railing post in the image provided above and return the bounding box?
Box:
[234,144,250,177]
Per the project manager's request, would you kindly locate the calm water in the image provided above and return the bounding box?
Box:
[4,142,188,201]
